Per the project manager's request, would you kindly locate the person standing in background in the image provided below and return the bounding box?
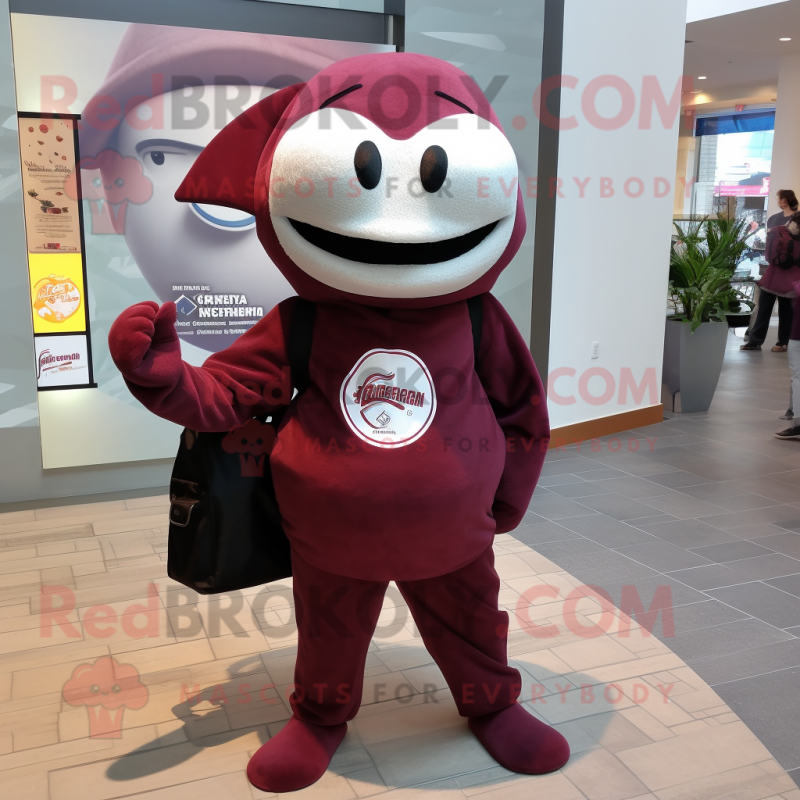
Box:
[775,279,800,438]
[741,189,799,352]
[768,190,797,231]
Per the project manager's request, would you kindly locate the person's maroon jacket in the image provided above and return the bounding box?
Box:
[109,52,550,581]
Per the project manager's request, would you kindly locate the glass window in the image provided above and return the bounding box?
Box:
[693,114,775,226]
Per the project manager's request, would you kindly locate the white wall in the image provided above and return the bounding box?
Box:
[548,0,687,430]
[766,53,800,219]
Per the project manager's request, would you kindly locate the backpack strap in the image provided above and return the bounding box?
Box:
[466,295,483,363]
[288,298,316,396]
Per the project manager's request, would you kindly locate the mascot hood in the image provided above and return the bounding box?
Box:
[176,52,525,308]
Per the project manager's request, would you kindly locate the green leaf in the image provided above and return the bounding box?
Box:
[667,214,753,328]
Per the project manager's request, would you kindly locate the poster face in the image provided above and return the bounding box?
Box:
[28,252,87,334]
[35,335,91,388]
[10,13,391,466]
[18,116,82,254]
[12,15,391,357]
[12,14,392,358]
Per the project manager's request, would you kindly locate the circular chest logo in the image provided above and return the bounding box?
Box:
[340,349,437,449]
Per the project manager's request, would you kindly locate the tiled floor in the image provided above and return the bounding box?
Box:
[527,324,800,788]
[0,498,797,800]
[0,325,798,799]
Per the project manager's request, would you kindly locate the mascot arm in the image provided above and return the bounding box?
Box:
[475,293,551,533]
[109,298,296,432]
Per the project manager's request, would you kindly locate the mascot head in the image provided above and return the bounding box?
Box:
[176,52,525,308]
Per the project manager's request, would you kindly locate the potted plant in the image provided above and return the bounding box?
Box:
[664,217,753,412]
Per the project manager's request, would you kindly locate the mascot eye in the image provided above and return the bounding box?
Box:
[148,152,166,166]
[241,437,248,446]
[92,177,102,188]
[115,178,125,188]
[90,684,100,694]
[420,145,448,193]
[354,141,382,190]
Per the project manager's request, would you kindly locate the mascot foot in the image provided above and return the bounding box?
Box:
[468,704,570,774]
[247,716,348,793]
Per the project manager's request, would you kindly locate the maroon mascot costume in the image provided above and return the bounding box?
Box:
[109,52,570,792]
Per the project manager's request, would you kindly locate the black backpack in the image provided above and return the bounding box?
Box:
[166,296,482,595]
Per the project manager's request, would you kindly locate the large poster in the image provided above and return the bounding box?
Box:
[11,14,392,466]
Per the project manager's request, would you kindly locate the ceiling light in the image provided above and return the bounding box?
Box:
[780,37,792,41]
[698,76,707,79]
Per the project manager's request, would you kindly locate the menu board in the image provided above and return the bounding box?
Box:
[18,112,94,390]
[18,116,82,254]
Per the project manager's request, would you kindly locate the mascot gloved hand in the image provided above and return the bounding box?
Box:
[109,52,569,793]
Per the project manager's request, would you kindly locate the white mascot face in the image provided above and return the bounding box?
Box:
[269,109,519,299]
[115,87,293,352]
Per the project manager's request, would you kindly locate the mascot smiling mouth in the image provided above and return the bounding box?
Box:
[288,218,502,266]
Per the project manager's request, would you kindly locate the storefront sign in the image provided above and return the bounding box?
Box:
[715,177,770,197]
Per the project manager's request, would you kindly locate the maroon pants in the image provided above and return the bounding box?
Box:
[288,545,521,725]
